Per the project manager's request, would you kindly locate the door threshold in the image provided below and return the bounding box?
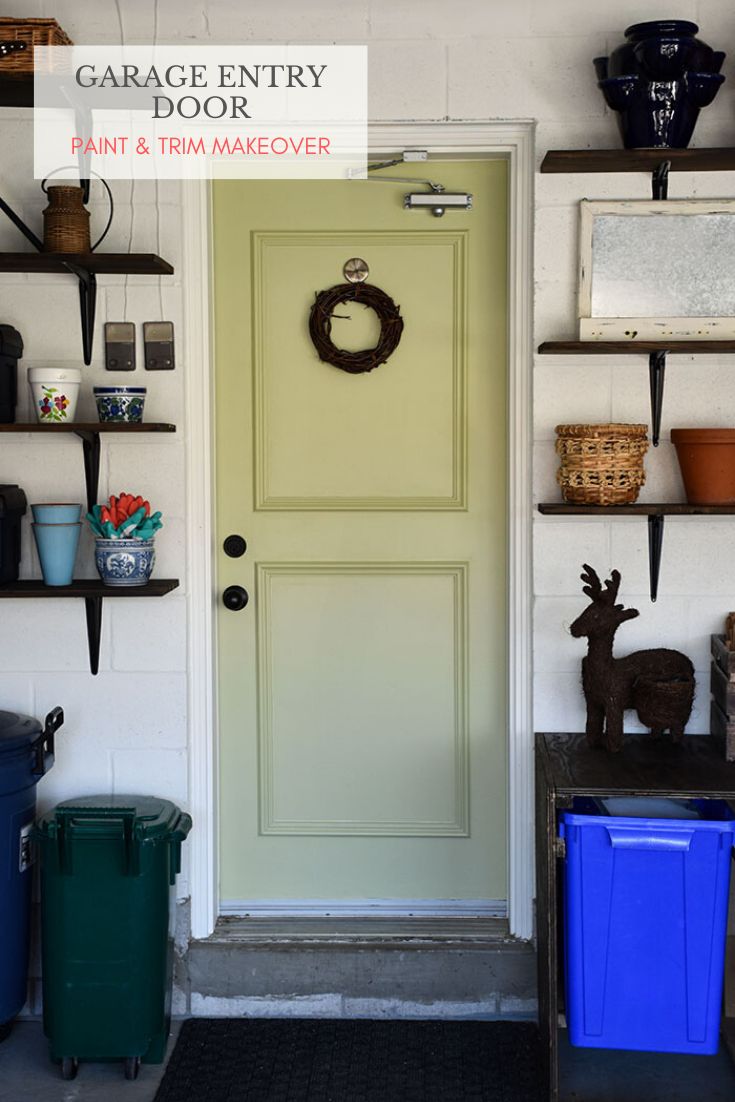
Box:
[207,914,516,950]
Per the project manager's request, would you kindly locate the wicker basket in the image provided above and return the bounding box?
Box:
[42,186,91,254]
[0,19,72,77]
[555,423,649,506]
[633,674,694,734]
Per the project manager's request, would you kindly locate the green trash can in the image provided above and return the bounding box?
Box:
[34,795,192,1081]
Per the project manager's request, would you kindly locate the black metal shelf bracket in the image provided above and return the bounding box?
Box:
[73,429,101,512]
[652,159,671,200]
[0,195,98,363]
[64,261,98,365]
[648,350,667,447]
[647,514,665,602]
[84,596,103,675]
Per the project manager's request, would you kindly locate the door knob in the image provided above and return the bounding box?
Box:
[222,585,249,611]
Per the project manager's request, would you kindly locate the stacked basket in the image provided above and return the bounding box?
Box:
[555,423,649,506]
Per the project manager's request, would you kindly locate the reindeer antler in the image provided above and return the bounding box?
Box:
[580,565,621,606]
[604,570,621,606]
[580,564,602,601]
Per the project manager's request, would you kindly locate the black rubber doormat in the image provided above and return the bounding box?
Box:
[154,1018,543,1102]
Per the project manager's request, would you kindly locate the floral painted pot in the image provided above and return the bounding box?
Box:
[94,386,146,423]
[95,537,155,587]
[28,367,81,424]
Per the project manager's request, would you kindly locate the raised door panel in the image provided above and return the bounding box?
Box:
[253,231,467,509]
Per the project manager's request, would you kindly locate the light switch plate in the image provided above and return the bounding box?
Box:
[143,321,175,371]
[104,322,135,371]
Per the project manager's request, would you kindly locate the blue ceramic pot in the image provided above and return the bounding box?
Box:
[94,387,146,424]
[32,522,81,587]
[595,21,725,148]
[95,537,155,587]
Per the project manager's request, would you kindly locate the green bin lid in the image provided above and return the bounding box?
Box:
[36,794,188,839]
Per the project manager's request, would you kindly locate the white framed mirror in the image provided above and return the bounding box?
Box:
[578,199,735,340]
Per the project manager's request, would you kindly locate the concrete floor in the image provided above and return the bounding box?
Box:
[2,1020,735,1101]
[559,1030,735,1102]
[0,1021,180,1102]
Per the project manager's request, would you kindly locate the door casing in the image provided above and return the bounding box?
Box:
[183,121,535,941]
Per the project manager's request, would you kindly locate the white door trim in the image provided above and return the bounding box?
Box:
[184,120,535,941]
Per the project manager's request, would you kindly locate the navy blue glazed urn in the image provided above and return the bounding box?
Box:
[594,21,725,148]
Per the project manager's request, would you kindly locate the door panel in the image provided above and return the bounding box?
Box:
[214,160,508,907]
[253,232,466,508]
[257,563,467,836]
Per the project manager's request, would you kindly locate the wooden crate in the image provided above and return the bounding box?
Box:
[711,634,735,761]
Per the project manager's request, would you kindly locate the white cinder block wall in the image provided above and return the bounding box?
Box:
[1,0,734,958]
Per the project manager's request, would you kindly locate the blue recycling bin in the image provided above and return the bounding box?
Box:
[0,707,61,1041]
[560,796,735,1055]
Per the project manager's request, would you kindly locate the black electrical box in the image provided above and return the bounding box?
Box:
[0,485,27,584]
[0,325,23,424]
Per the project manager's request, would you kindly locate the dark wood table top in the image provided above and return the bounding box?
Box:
[537,732,735,798]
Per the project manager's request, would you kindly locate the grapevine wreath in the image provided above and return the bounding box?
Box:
[308,282,404,374]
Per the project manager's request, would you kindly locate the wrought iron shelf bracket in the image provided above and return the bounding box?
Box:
[647,514,665,602]
[0,579,180,674]
[0,194,173,363]
[73,429,102,512]
[538,342,735,448]
[538,503,735,602]
[84,595,104,675]
[651,159,671,200]
[648,350,667,446]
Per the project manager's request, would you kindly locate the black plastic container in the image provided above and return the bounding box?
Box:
[0,326,23,424]
[0,486,27,585]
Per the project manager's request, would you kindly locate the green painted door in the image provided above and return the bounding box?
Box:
[214,159,508,910]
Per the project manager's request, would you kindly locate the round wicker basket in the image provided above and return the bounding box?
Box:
[555,423,649,506]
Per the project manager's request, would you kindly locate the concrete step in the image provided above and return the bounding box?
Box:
[181,917,537,1019]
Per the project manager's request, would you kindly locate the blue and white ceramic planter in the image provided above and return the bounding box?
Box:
[95,537,155,586]
[94,387,146,423]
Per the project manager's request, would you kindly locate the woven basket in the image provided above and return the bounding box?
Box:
[42,186,90,254]
[555,423,649,506]
[633,674,694,732]
[0,18,72,77]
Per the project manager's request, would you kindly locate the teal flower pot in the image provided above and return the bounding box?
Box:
[32,522,81,586]
[30,503,82,524]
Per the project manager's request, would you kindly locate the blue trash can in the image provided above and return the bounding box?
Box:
[560,796,735,1055]
[0,707,61,1040]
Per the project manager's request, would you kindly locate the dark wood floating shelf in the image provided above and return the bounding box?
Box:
[538,503,735,602]
[537,503,735,517]
[0,580,179,599]
[0,579,180,675]
[540,148,735,174]
[539,340,735,355]
[0,422,176,434]
[0,252,174,275]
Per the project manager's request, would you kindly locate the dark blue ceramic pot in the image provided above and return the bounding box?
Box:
[594,21,725,148]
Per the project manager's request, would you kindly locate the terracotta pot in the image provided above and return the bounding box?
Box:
[671,428,735,504]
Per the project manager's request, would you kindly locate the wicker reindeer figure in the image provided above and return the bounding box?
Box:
[570,564,695,752]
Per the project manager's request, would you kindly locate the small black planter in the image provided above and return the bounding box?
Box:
[595,21,725,149]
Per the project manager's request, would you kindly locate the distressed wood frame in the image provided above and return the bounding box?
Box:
[579,198,735,341]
